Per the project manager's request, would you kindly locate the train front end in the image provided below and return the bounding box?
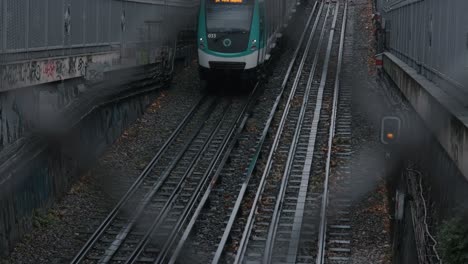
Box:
[198,0,260,86]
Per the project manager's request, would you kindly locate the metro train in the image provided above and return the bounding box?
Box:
[197,0,299,88]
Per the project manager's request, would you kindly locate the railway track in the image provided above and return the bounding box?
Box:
[241,1,349,263]
[180,0,351,263]
[165,1,323,262]
[225,1,334,263]
[315,3,351,264]
[72,0,353,263]
[71,88,259,263]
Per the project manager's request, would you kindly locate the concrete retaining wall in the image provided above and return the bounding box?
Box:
[383,50,468,262]
[0,65,166,255]
[383,52,468,181]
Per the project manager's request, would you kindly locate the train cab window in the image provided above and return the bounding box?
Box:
[206,0,254,33]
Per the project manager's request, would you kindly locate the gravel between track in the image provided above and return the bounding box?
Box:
[345,0,393,263]
[2,63,202,264]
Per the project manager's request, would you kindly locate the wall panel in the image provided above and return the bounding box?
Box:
[0,0,198,63]
[382,0,468,104]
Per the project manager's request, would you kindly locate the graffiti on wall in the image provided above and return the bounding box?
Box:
[0,53,120,91]
[135,46,171,67]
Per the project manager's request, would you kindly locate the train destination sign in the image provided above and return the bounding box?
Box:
[213,0,244,3]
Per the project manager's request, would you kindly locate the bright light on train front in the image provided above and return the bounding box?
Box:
[199,38,205,49]
[251,39,257,51]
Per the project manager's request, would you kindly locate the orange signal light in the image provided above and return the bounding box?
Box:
[381,116,401,145]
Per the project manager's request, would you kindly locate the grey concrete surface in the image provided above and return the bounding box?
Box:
[383,52,468,181]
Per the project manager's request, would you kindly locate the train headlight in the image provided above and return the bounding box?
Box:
[199,38,205,49]
[251,39,257,51]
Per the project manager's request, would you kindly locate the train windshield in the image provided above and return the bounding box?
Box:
[205,1,254,33]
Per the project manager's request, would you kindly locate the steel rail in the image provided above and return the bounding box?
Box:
[316,2,348,264]
[167,114,250,264]
[122,100,233,264]
[71,95,207,264]
[97,99,219,263]
[166,85,262,264]
[263,2,338,263]
[234,1,329,263]
[154,84,261,264]
[286,2,344,262]
[210,2,322,263]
